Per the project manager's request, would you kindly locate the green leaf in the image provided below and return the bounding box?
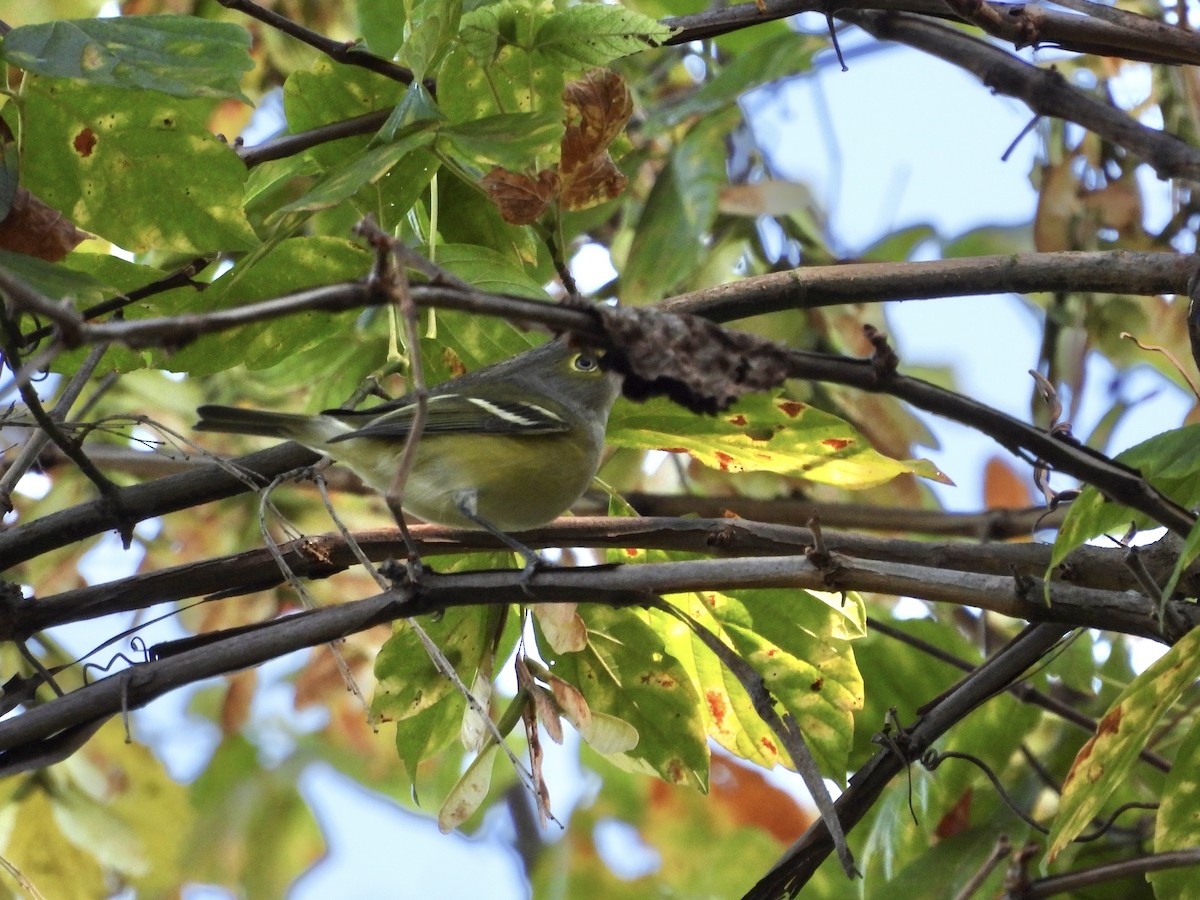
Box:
[397,0,463,78]
[283,60,406,167]
[0,247,112,306]
[186,737,323,896]
[433,243,549,298]
[1048,626,1200,859]
[666,588,865,778]
[534,4,673,68]
[620,113,729,302]
[1160,516,1200,608]
[372,553,510,726]
[393,692,464,782]
[52,252,203,375]
[647,32,821,130]
[544,604,709,789]
[359,0,409,57]
[2,789,107,900]
[1050,424,1200,575]
[941,222,1033,257]
[860,223,940,262]
[1150,718,1200,899]
[278,129,437,215]
[609,392,945,489]
[440,110,563,170]
[162,236,372,375]
[2,16,253,100]
[377,81,445,143]
[439,4,564,129]
[21,78,258,254]
[435,171,544,273]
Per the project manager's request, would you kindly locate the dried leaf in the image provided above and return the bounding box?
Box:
[717,181,814,218]
[561,70,632,172]
[219,670,256,735]
[460,669,493,752]
[521,697,552,826]
[532,602,587,653]
[480,69,631,221]
[438,743,500,832]
[481,167,559,225]
[577,710,639,753]
[0,187,90,261]
[548,673,592,733]
[561,151,627,211]
[532,685,564,745]
[983,456,1035,510]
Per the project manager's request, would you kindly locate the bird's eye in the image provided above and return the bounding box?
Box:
[573,353,600,372]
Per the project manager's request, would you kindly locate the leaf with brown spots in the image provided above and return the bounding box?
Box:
[607,390,947,489]
[1049,626,1200,860]
[541,603,708,788]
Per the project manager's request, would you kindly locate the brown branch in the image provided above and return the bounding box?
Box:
[1020,848,1200,898]
[11,523,1196,643]
[238,109,393,168]
[0,565,1145,775]
[841,9,1200,181]
[780,350,1197,537]
[216,0,422,87]
[7,251,1192,354]
[664,252,1197,322]
[743,623,1072,899]
[0,443,320,570]
[624,491,1067,538]
[866,617,1171,772]
[663,0,1200,65]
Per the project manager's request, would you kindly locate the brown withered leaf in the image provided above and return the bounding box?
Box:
[587,303,793,414]
[561,152,627,212]
[0,187,90,261]
[481,167,560,225]
[561,69,633,176]
[560,69,632,211]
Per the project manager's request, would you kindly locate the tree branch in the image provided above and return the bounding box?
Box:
[841,9,1200,180]
[743,622,1072,899]
[11,517,1189,637]
[663,0,1200,66]
[664,251,1196,321]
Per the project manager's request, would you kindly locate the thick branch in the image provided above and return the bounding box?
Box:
[664,251,1197,321]
[0,444,320,570]
[0,567,1134,774]
[842,9,1200,181]
[664,0,1200,66]
[781,351,1197,536]
[12,518,1190,638]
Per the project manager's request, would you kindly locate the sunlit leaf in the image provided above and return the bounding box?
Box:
[1049,626,1200,859]
[609,393,946,489]
[21,78,258,254]
[1050,424,1200,574]
[543,604,707,789]
[1150,718,1200,899]
[3,16,253,100]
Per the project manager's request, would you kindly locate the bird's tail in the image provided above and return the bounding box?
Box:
[195,405,325,442]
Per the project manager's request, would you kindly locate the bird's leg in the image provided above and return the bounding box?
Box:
[454,491,548,585]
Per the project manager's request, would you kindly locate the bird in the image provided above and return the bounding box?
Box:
[195,339,622,536]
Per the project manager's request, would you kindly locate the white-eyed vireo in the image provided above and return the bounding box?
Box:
[195,338,622,534]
